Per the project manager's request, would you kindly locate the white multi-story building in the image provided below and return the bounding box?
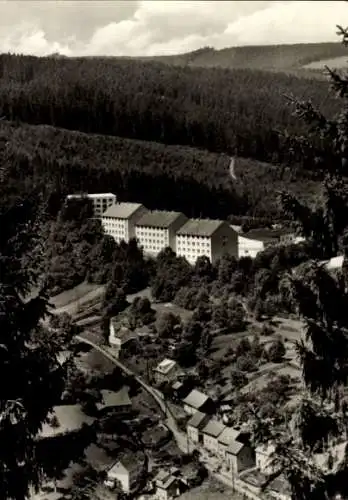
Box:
[135,210,187,256]
[66,193,116,218]
[237,234,266,259]
[101,202,147,244]
[176,219,238,265]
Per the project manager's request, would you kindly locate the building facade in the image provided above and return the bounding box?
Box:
[237,234,265,259]
[186,411,210,448]
[135,211,187,257]
[109,321,137,358]
[226,442,255,475]
[255,443,276,474]
[217,427,241,459]
[202,420,225,454]
[153,358,179,384]
[176,219,238,265]
[105,456,144,493]
[182,390,213,416]
[102,202,147,244]
[67,193,116,218]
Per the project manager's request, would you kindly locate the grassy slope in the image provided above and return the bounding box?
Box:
[136,42,347,75]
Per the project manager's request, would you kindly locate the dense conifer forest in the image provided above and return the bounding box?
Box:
[0,53,340,165]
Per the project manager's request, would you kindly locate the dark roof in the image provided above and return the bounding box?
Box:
[102,202,144,219]
[136,210,185,229]
[177,218,224,237]
[183,389,209,409]
[108,452,144,475]
[96,388,132,411]
[202,420,225,438]
[226,440,245,455]
[187,411,208,429]
[218,427,241,446]
[241,228,288,243]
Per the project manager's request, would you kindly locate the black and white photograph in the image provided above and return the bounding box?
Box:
[1,1,348,499]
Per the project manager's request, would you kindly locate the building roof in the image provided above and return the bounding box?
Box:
[84,443,115,471]
[67,193,115,199]
[187,411,208,430]
[172,381,183,391]
[241,228,283,243]
[110,323,137,343]
[96,387,132,411]
[102,202,144,219]
[177,218,224,237]
[203,419,225,438]
[136,210,185,229]
[154,470,177,489]
[107,452,144,477]
[39,405,95,439]
[218,427,241,446]
[226,440,245,456]
[155,358,177,375]
[182,389,210,410]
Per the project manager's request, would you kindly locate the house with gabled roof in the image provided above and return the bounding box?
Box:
[153,469,184,500]
[226,439,255,475]
[109,321,137,356]
[202,419,225,454]
[154,358,179,384]
[182,389,214,416]
[186,411,210,447]
[101,202,147,244]
[96,387,132,414]
[217,427,242,459]
[135,210,187,256]
[176,218,238,265]
[104,452,145,493]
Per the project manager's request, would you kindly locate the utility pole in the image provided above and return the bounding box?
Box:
[231,458,235,493]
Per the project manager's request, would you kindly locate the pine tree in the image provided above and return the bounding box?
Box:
[0,193,65,499]
[253,24,348,500]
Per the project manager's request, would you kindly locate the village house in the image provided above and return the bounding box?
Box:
[109,321,137,357]
[101,202,147,244]
[255,442,276,474]
[182,389,215,416]
[217,427,242,459]
[153,358,179,384]
[176,219,238,265]
[66,192,116,218]
[135,210,187,256]
[225,440,255,476]
[153,470,183,500]
[104,453,145,493]
[171,381,188,400]
[202,419,225,455]
[186,411,210,448]
[96,387,132,415]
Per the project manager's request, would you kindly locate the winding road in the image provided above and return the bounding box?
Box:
[74,333,188,453]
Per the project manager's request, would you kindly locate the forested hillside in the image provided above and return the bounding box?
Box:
[139,42,348,73]
[0,53,340,167]
[0,120,321,221]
